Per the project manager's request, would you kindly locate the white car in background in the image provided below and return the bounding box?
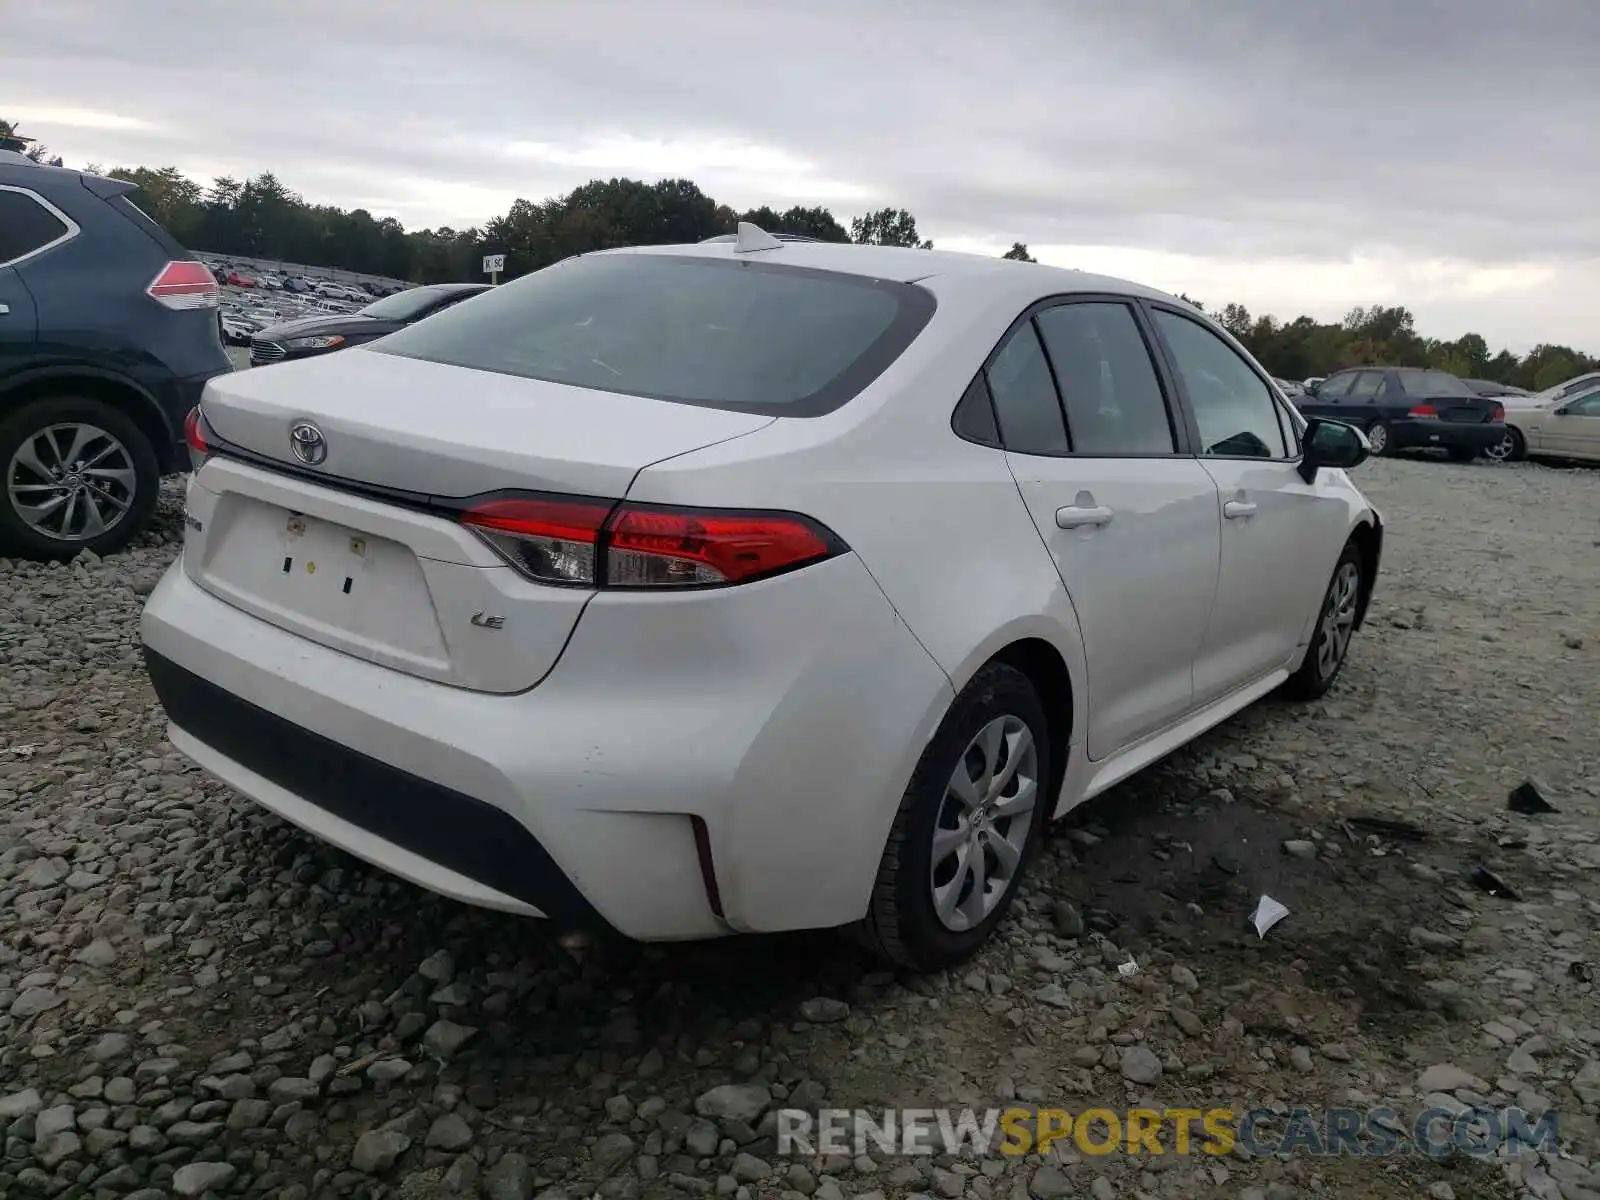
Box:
[141,226,1383,969]
[1489,377,1600,463]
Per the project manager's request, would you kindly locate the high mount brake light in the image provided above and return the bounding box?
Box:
[148,261,221,311]
[459,495,844,588]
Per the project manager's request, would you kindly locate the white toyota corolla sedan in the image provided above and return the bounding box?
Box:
[141,225,1383,971]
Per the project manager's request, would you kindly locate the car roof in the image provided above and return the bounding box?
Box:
[600,239,1182,306]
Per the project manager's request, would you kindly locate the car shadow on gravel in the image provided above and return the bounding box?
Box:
[1047,756,1482,1044]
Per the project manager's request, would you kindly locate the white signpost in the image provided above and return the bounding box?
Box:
[482,254,506,284]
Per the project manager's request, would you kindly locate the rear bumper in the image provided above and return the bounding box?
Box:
[144,647,603,924]
[1389,419,1506,452]
[139,552,951,940]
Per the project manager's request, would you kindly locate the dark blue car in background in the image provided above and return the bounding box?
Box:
[1294,366,1506,461]
[0,150,232,560]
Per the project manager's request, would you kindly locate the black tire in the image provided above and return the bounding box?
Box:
[1283,542,1364,701]
[851,662,1052,972]
[1366,421,1392,456]
[0,395,160,562]
[1485,427,1524,463]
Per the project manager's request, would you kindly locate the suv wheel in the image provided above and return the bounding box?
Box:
[852,662,1051,971]
[0,396,160,561]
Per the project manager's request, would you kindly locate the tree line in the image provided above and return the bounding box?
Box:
[3,117,1591,391]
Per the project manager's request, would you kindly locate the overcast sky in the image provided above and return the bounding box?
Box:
[7,0,1597,352]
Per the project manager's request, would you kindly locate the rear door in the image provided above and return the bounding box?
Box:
[987,297,1221,759]
[1146,305,1354,702]
[1344,370,1388,427]
[0,264,39,370]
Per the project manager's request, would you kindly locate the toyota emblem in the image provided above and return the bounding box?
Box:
[289,421,327,466]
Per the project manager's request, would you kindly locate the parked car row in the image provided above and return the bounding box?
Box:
[247,282,492,366]
[1291,367,1507,460]
[202,260,404,301]
[1288,365,1600,465]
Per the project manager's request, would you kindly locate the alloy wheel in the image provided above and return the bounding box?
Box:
[1366,423,1388,455]
[6,422,137,543]
[1484,432,1517,462]
[1316,560,1361,680]
[930,714,1039,933]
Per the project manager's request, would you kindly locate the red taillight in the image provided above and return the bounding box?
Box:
[148,261,220,310]
[183,406,213,470]
[460,496,610,586]
[459,494,843,588]
[1491,401,1505,421]
[608,506,836,586]
[1408,402,1438,418]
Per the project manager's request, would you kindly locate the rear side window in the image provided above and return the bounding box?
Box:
[1034,302,1175,455]
[372,253,936,417]
[1349,371,1384,398]
[0,188,72,265]
[985,323,1069,455]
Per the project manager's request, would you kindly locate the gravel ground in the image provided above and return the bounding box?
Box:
[1,455,1597,1200]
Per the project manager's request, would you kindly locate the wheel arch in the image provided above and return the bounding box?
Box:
[1348,513,1383,631]
[0,368,178,472]
[989,637,1075,824]
[945,614,1084,824]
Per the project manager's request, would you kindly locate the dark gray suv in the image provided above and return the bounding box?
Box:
[0,151,232,559]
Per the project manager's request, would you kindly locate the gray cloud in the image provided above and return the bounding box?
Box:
[6,0,1598,347]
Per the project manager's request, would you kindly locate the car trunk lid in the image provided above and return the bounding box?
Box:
[199,346,773,497]
[185,349,773,692]
[1429,394,1499,423]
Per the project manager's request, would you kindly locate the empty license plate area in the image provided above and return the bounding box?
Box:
[196,494,452,673]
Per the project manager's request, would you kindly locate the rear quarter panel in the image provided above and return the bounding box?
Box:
[624,279,1091,804]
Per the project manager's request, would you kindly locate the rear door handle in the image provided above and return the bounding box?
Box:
[1223,500,1257,520]
[1056,505,1114,529]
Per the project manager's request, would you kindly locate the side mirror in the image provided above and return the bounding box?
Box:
[1298,418,1369,482]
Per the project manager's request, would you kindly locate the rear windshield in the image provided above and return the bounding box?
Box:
[370,252,937,416]
[1398,369,1475,397]
[359,286,461,321]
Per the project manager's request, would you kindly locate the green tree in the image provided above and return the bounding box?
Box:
[1219,303,1253,339]
[1002,242,1036,262]
[850,207,932,249]
[737,205,850,242]
[0,118,56,163]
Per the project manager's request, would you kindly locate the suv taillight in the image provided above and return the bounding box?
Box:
[1491,401,1505,421]
[1407,402,1438,418]
[148,261,220,310]
[460,494,845,589]
[183,406,213,470]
